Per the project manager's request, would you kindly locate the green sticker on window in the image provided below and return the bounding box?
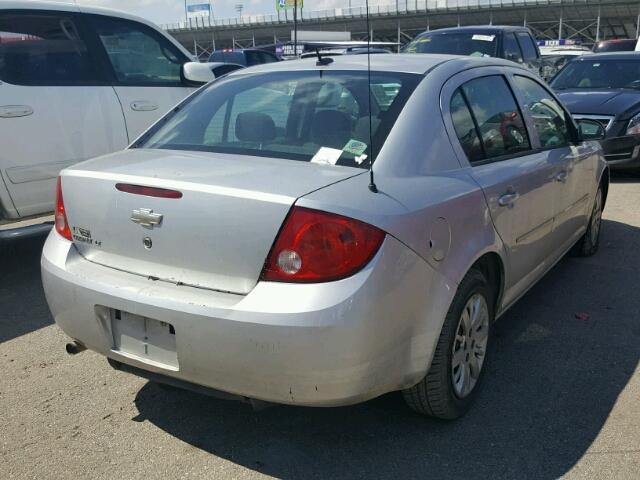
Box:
[343,139,368,156]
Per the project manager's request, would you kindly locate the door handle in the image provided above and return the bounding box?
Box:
[0,105,33,118]
[498,191,519,208]
[130,101,158,112]
[555,171,568,183]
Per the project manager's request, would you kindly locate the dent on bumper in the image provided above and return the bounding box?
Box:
[41,232,454,407]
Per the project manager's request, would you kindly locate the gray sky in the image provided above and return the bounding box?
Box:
[48,1,385,26]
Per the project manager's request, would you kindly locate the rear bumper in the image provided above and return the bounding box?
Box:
[41,231,454,407]
[0,215,53,242]
[601,135,640,170]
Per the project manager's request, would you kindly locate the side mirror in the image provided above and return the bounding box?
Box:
[181,62,216,86]
[576,119,605,141]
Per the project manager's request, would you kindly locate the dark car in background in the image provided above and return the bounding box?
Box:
[209,48,280,66]
[551,52,640,173]
[592,39,637,53]
[404,25,543,77]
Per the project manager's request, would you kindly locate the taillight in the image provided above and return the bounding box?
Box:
[261,207,385,283]
[55,177,72,241]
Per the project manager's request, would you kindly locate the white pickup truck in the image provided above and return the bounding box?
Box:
[0,1,239,241]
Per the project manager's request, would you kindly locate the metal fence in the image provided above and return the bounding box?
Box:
[162,0,590,31]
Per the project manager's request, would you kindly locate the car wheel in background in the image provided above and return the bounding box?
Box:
[572,186,603,257]
[403,269,493,419]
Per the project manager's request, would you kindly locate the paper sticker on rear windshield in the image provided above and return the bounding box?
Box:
[311,147,342,166]
[472,34,495,42]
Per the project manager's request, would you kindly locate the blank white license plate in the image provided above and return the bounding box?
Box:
[110,309,179,370]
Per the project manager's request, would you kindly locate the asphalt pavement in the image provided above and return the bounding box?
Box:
[1,177,638,480]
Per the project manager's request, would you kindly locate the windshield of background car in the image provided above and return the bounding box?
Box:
[140,70,421,168]
[404,32,498,57]
[551,59,640,90]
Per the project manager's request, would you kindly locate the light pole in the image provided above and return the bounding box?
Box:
[293,0,298,58]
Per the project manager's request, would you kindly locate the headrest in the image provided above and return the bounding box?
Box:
[311,110,351,149]
[235,112,276,143]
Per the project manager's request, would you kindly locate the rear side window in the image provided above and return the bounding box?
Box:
[503,33,523,63]
[0,12,100,85]
[453,75,530,162]
[450,91,483,163]
[516,33,538,61]
[140,70,421,169]
[512,76,571,148]
[87,15,187,85]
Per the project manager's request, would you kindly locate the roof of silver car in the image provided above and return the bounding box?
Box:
[232,53,523,76]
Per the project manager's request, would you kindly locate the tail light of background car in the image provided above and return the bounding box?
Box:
[55,177,72,241]
[261,207,385,283]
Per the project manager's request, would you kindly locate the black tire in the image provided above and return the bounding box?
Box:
[402,269,493,420]
[571,186,603,257]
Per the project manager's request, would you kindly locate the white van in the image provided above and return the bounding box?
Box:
[0,1,237,240]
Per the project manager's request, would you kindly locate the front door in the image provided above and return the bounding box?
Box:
[510,74,593,253]
[0,10,127,217]
[85,14,194,142]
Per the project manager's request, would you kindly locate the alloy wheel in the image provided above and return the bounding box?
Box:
[451,293,489,398]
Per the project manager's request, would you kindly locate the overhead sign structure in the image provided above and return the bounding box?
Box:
[276,0,303,11]
[187,3,211,18]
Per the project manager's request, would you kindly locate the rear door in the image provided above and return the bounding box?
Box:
[0,9,127,217]
[84,14,194,142]
[443,71,559,305]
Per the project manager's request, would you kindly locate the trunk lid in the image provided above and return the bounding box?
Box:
[62,149,362,294]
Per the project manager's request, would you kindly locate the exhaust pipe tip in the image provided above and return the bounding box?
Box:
[65,341,86,355]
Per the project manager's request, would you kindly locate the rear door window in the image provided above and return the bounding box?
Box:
[457,75,531,161]
[0,12,100,85]
[87,15,187,85]
[516,33,538,61]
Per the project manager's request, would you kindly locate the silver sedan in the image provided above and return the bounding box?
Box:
[42,54,608,419]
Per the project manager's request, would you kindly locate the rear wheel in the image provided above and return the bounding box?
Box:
[403,269,493,419]
[572,186,603,257]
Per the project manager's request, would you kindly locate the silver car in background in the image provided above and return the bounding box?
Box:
[42,55,608,419]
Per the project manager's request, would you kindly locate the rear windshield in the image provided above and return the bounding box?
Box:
[592,40,637,53]
[138,70,421,168]
[404,32,498,57]
[210,51,246,65]
[551,59,640,90]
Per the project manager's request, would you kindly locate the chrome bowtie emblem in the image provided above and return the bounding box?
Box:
[131,208,163,229]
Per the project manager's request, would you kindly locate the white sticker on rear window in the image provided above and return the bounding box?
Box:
[311,147,342,165]
[472,34,495,42]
